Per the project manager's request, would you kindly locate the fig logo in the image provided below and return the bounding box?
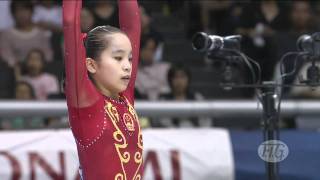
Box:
[258,140,289,163]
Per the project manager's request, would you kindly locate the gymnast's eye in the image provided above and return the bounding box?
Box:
[114,56,123,61]
[128,54,133,62]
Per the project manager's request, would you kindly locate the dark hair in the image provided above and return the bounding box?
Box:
[84,25,126,60]
[15,81,36,99]
[25,49,46,63]
[167,64,192,89]
[140,35,159,50]
[10,0,34,16]
[22,49,46,74]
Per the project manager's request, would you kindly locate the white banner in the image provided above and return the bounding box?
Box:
[0,129,234,180]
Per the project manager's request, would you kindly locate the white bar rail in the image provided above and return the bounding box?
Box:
[0,100,319,118]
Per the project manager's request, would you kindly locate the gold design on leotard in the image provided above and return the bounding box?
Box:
[115,173,124,180]
[124,98,143,179]
[123,113,135,131]
[105,96,143,180]
[134,174,141,180]
[105,102,129,180]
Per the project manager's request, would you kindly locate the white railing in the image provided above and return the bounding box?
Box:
[0,100,320,118]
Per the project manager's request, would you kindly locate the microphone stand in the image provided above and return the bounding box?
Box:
[260,81,279,180]
[218,81,280,180]
[211,52,281,180]
[218,80,320,180]
[193,31,320,180]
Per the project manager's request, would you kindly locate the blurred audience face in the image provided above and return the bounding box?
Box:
[15,82,34,100]
[171,70,189,95]
[12,5,33,28]
[25,50,45,77]
[81,8,95,33]
[290,1,312,30]
[39,0,55,8]
[140,38,156,65]
[140,6,150,30]
[94,1,115,19]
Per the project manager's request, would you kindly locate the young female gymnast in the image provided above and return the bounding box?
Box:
[63,0,142,179]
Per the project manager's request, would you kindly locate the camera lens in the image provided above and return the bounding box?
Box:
[192,32,208,51]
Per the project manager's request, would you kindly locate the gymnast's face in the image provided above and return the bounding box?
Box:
[87,33,132,98]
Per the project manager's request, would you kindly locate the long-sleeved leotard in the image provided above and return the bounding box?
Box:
[63,0,142,179]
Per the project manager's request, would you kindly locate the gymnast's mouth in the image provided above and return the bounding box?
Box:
[121,75,131,81]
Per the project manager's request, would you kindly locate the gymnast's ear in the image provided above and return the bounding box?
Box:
[86,58,97,74]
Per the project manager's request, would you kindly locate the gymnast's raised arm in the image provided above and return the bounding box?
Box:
[63,1,100,108]
[119,0,141,105]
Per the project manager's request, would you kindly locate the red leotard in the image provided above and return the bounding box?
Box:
[63,0,142,179]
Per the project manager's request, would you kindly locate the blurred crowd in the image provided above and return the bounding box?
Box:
[0,0,320,130]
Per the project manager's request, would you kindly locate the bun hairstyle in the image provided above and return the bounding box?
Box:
[84,25,126,60]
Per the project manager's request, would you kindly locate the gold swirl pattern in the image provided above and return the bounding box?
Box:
[134,152,142,163]
[115,173,124,180]
[123,98,144,180]
[134,175,141,180]
[113,131,130,163]
[105,102,129,180]
[132,151,142,179]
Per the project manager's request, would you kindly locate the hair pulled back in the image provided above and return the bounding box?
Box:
[84,25,126,60]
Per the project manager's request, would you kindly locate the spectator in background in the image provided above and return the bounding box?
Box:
[274,1,317,96]
[0,81,43,130]
[20,49,59,100]
[15,81,35,100]
[161,64,203,101]
[87,0,119,27]
[0,0,13,32]
[140,6,164,62]
[0,59,15,99]
[33,0,62,33]
[288,1,315,34]
[158,64,212,128]
[199,0,233,34]
[0,1,53,67]
[235,1,285,82]
[32,0,64,62]
[136,36,170,100]
[212,2,246,36]
[185,1,238,38]
[81,7,95,33]
[237,1,288,36]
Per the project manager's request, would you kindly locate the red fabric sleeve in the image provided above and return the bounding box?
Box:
[119,0,141,105]
[63,0,101,108]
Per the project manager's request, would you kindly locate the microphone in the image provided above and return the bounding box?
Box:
[299,62,320,87]
[297,32,320,57]
[297,32,320,87]
[192,32,241,52]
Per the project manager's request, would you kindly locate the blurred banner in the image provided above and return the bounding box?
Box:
[0,129,234,180]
